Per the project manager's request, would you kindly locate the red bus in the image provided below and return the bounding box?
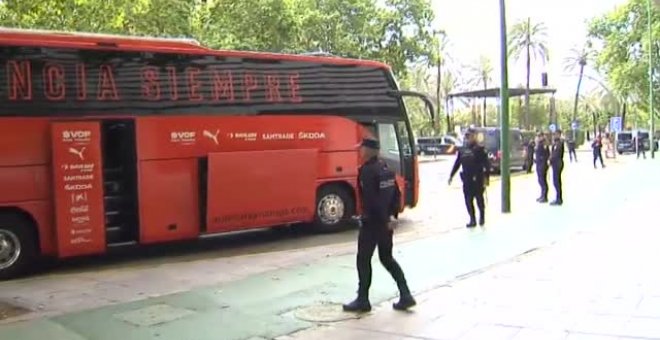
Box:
[0,28,434,279]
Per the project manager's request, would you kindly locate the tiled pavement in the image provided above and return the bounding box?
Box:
[283,167,660,339]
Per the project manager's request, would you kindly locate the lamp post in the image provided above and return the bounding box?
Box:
[647,0,657,158]
[499,0,511,213]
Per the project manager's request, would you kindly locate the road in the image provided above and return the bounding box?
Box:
[0,154,583,324]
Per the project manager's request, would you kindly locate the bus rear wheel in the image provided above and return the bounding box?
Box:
[313,185,355,233]
[0,213,37,280]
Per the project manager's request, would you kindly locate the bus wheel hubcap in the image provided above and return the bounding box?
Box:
[0,230,21,270]
[318,194,344,225]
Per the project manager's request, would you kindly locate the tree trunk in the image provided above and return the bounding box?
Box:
[482,80,487,127]
[445,98,451,134]
[436,60,442,134]
[621,101,627,130]
[524,18,531,129]
[471,100,478,125]
[518,96,523,129]
[571,64,585,139]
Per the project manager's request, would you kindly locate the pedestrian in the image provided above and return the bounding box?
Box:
[448,128,490,228]
[592,135,606,168]
[535,132,550,203]
[550,131,565,206]
[525,136,536,173]
[635,134,647,159]
[567,136,577,162]
[343,138,415,313]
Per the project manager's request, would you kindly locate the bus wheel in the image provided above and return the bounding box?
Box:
[0,214,37,280]
[313,185,355,233]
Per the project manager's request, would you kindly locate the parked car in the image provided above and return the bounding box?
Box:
[416,136,460,155]
[471,127,526,173]
[616,131,634,154]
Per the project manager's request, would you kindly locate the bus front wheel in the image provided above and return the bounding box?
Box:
[0,213,38,280]
[313,185,355,233]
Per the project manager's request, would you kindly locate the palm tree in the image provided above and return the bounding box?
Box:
[564,42,595,136]
[508,18,550,129]
[432,31,451,133]
[441,69,464,132]
[470,55,493,127]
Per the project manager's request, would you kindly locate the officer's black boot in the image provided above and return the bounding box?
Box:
[466,218,477,228]
[479,211,485,226]
[393,285,416,311]
[343,292,371,313]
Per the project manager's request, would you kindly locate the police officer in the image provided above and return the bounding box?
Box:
[535,132,550,203]
[635,134,647,159]
[448,128,490,227]
[592,135,605,168]
[525,136,536,173]
[567,136,577,162]
[550,130,564,206]
[343,138,415,313]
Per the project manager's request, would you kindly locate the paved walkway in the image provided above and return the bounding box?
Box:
[283,160,660,340]
[0,156,649,340]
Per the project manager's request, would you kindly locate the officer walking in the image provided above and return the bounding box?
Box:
[535,132,550,203]
[550,131,565,206]
[592,135,606,168]
[448,128,490,228]
[567,136,577,162]
[525,136,536,173]
[635,134,647,159]
[343,138,415,313]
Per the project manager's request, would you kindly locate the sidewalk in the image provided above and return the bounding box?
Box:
[0,157,648,340]
[284,160,660,339]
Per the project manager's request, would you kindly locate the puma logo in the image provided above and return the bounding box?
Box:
[68,147,86,161]
[203,129,220,145]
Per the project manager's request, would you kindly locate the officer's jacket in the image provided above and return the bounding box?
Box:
[450,144,490,181]
[535,140,550,164]
[358,157,397,224]
[550,139,564,164]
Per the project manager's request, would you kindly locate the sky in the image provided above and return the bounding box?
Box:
[431,0,627,99]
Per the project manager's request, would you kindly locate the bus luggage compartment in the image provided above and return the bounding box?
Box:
[205,149,318,233]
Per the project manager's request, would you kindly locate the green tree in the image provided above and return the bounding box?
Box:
[469,55,493,127]
[0,0,437,78]
[588,0,659,123]
[508,18,550,129]
[564,42,595,129]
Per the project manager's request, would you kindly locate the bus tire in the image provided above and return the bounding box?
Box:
[313,184,355,233]
[0,213,38,280]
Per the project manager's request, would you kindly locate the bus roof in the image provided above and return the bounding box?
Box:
[0,27,390,70]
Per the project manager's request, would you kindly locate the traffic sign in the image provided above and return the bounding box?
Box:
[571,120,579,130]
[549,123,557,133]
[610,116,622,132]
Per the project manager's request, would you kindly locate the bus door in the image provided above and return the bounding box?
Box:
[51,122,107,257]
[362,121,416,208]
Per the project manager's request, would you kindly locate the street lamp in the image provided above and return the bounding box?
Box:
[499,0,511,213]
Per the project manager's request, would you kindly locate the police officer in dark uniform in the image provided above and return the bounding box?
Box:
[343,138,415,313]
[525,137,536,173]
[635,134,647,159]
[448,128,490,227]
[535,132,550,203]
[567,136,577,162]
[550,131,564,206]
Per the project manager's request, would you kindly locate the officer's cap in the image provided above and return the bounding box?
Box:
[360,138,380,150]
